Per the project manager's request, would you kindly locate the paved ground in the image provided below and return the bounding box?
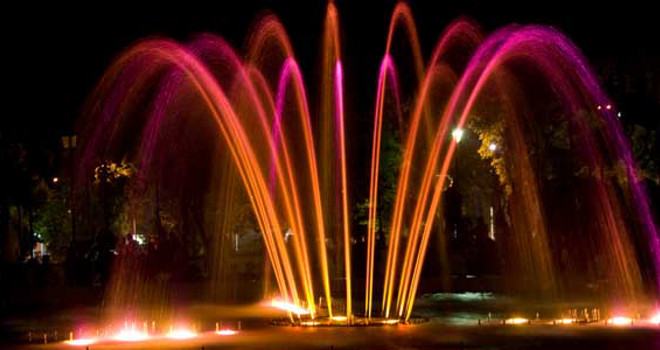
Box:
[11,322,660,350]
[4,293,660,349]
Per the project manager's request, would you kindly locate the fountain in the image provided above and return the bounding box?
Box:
[75,0,658,332]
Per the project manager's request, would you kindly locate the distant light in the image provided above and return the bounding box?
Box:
[330,316,348,322]
[488,142,497,151]
[52,177,59,183]
[606,104,612,110]
[65,338,96,346]
[608,316,632,326]
[134,234,146,246]
[216,329,237,336]
[166,328,196,339]
[452,128,464,143]
[597,105,602,110]
[505,318,528,325]
[617,112,622,118]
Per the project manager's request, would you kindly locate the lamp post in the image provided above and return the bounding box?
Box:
[451,128,464,182]
[451,128,463,183]
[450,128,463,240]
[61,135,77,244]
[487,141,497,241]
[451,128,463,179]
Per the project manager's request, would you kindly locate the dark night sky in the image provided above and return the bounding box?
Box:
[5,1,659,140]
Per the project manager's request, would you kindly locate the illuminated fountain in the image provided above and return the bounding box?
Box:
[77,1,659,329]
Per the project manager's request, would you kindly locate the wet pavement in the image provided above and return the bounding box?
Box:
[11,322,660,350]
[5,293,660,349]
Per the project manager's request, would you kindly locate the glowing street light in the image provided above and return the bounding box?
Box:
[452,128,464,143]
[488,142,497,151]
[52,177,59,184]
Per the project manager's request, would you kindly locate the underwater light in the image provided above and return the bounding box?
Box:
[555,318,574,325]
[330,316,348,322]
[505,318,529,325]
[608,316,632,326]
[65,338,97,346]
[381,319,400,325]
[166,328,196,339]
[114,328,149,341]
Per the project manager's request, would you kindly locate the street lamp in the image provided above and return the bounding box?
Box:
[60,134,77,244]
[450,127,465,241]
[452,128,464,143]
[488,142,497,151]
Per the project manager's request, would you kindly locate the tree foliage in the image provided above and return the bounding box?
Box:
[33,181,71,261]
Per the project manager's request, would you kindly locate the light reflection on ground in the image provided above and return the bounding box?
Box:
[12,296,660,350]
[50,323,660,350]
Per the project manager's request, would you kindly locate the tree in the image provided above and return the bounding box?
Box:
[354,121,402,237]
[628,124,659,185]
[33,181,71,262]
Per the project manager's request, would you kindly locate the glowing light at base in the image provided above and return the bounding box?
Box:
[555,318,574,325]
[607,316,633,326]
[114,328,149,342]
[166,328,197,339]
[505,318,529,325]
[330,316,348,322]
[216,329,238,336]
[271,299,311,315]
[65,338,97,346]
[649,313,660,325]
[380,319,400,325]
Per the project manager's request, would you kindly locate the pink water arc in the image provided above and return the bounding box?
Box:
[79,1,659,323]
